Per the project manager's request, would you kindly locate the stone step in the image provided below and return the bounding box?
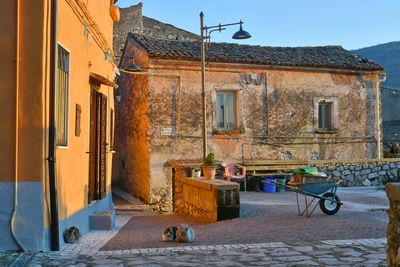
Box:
[89,210,115,230]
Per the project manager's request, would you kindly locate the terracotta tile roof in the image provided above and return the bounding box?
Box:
[129,33,383,71]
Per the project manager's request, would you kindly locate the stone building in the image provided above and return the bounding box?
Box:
[113,2,199,65]
[113,33,385,208]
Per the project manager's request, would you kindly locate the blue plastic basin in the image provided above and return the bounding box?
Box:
[262,177,276,193]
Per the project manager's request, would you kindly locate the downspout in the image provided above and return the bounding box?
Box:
[10,0,25,251]
[48,0,60,251]
[376,73,386,159]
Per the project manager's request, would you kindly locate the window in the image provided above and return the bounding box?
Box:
[110,109,114,150]
[216,91,236,130]
[318,101,332,130]
[313,97,338,133]
[56,45,69,146]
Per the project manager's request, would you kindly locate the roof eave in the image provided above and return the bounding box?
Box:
[148,57,384,74]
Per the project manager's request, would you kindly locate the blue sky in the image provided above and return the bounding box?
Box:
[116,0,399,50]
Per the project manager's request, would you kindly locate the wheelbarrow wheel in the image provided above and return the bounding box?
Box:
[319,192,340,215]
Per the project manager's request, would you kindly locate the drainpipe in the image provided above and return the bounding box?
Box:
[376,73,386,159]
[10,0,25,252]
[48,0,60,251]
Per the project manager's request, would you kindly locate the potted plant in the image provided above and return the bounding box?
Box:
[202,153,218,180]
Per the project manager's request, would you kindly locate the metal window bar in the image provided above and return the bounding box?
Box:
[318,102,332,130]
[56,47,69,146]
[217,92,236,130]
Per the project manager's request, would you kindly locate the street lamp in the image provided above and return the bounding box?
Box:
[200,11,251,162]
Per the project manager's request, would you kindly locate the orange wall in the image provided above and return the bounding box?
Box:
[56,0,116,220]
[0,1,46,183]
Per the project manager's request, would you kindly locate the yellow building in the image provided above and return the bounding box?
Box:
[0,0,119,251]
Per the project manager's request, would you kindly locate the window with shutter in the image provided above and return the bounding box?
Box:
[56,45,69,146]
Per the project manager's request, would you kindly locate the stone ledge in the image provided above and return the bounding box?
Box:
[89,211,115,230]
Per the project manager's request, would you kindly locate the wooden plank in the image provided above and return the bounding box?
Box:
[249,173,293,177]
[245,165,304,171]
[243,158,400,166]
[243,160,309,166]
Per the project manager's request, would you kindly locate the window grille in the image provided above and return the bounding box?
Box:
[56,45,69,146]
[216,92,236,130]
[318,101,332,130]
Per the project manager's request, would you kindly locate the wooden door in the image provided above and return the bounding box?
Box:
[89,89,107,202]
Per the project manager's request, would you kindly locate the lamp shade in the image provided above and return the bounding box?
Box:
[232,23,251,40]
[124,63,141,72]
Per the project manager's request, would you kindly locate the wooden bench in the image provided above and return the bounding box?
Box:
[243,160,311,191]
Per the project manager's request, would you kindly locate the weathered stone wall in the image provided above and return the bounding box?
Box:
[312,160,400,186]
[146,61,381,204]
[113,3,143,61]
[385,183,400,266]
[147,63,380,161]
[173,164,240,222]
[113,3,199,64]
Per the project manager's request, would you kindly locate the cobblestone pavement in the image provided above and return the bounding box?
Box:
[2,238,387,266]
[103,187,388,250]
[0,187,389,266]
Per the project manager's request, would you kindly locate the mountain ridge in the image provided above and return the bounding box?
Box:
[353,41,400,88]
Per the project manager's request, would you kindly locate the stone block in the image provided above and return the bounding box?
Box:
[368,173,379,179]
[342,170,351,175]
[89,211,115,230]
[361,169,371,175]
[383,164,390,170]
[362,179,371,186]
[216,190,225,206]
[217,206,240,221]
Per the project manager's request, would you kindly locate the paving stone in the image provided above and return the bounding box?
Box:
[340,256,365,262]
[270,251,302,257]
[293,245,314,252]
[288,260,319,266]
[317,257,340,265]
[364,253,387,260]
[279,255,313,262]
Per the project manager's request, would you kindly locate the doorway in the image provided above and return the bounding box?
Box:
[88,89,107,202]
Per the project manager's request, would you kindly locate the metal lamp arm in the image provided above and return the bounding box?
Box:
[202,21,242,32]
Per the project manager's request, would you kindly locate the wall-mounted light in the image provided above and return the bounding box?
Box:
[114,63,147,103]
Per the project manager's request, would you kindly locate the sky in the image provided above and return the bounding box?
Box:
[115,0,399,50]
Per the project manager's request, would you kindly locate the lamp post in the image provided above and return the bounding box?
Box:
[199,12,251,162]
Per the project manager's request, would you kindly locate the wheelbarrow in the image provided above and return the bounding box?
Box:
[262,176,343,217]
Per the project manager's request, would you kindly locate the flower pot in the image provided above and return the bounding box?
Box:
[202,166,217,180]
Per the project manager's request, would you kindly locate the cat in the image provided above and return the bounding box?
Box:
[63,226,81,244]
[162,224,195,243]
[162,226,177,242]
[176,224,195,243]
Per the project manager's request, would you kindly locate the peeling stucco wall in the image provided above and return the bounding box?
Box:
[113,72,151,203]
[144,64,379,204]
